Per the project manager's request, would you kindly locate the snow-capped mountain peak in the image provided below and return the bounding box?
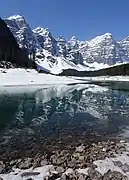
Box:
[70,36,78,41]
[5,15,38,53]
[7,15,24,20]
[7,15,28,29]
[88,32,114,46]
[4,15,129,74]
[101,32,113,37]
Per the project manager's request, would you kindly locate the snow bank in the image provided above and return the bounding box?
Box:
[0,165,56,180]
[0,69,86,86]
[0,68,129,87]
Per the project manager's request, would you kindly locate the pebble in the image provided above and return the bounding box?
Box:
[121,163,129,173]
[78,155,85,161]
[102,148,107,152]
[120,140,126,144]
[78,174,87,180]
[18,158,32,169]
[87,168,102,180]
[75,145,85,153]
[75,145,85,152]
[40,159,48,166]
[65,168,74,175]
[21,172,40,177]
[60,174,67,180]
[0,161,5,173]
[56,166,65,174]
[45,173,60,180]
[113,160,123,167]
[103,170,128,180]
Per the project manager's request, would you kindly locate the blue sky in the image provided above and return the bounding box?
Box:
[1,0,129,40]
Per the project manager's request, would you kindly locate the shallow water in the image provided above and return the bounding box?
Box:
[0,83,129,159]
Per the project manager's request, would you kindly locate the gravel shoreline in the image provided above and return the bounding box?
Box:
[0,139,129,179]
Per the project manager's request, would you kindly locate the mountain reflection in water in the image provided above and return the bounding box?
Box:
[0,83,129,157]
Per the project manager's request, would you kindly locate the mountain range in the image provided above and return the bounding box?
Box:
[1,14,129,74]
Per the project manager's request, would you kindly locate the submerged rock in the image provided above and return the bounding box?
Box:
[75,145,85,153]
[18,158,32,169]
[88,168,103,180]
[0,161,5,174]
[103,170,128,180]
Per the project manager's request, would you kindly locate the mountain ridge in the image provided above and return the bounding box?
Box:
[3,14,129,74]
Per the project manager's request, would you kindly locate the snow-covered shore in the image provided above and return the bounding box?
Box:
[0,69,129,87]
[72,75,129,82]
[0,69,87,86]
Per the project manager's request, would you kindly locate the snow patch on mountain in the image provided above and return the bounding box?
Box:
[7,15,23,20]
[35,49,86,74]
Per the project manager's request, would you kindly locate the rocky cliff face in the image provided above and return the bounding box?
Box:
[0,17,36,69]
[4,15,129,73]
[79,33,129,65]
[33,27,58,56]
[119,37,129,57]
[5,15,37,54]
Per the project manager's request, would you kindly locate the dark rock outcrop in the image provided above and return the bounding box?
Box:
[0,17,36,69]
